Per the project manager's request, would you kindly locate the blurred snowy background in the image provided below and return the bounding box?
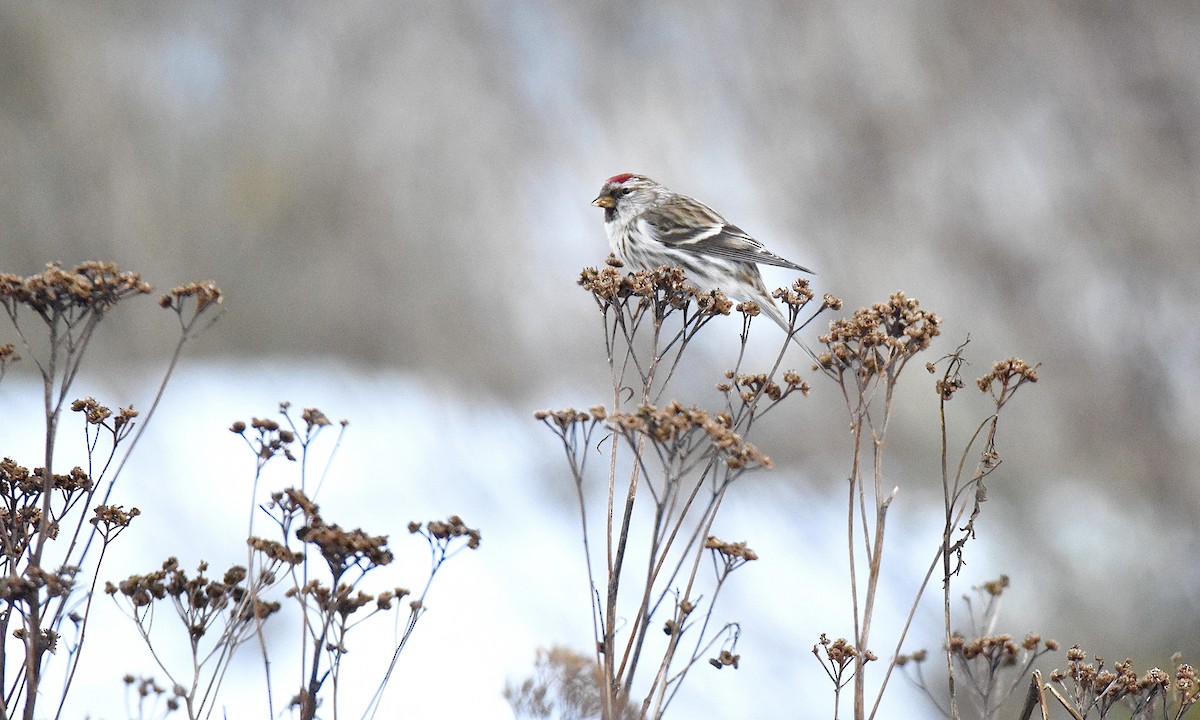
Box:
[1,1,1199,717]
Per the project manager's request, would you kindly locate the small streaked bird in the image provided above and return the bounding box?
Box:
[591,173,814,334]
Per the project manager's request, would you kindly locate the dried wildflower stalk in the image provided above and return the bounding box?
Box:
[106,557,288,720]
[807,294,1040,720]
[814,633,876,713]
[1022,646,1199,720]
[929,350,1040,720]
[898,577,1058,720]
[806,291,942,719]
[540,258,831,719]
[0,262,221,720]
[257,405,480,720]
[113,403,479,720]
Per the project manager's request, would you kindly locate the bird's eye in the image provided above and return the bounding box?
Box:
[620,188,633,196]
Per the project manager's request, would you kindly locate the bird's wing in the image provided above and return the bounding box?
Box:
[640,204,814,274]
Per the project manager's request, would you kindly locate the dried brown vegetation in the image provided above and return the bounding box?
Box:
[112,403,480,720]
[0,262,479,720]
[538,260,1062,720]
[0,262,221,720]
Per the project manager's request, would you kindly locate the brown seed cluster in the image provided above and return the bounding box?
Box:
[71,397,138,430]
[290,581,372,623]
[0,261,152,315]
[815,633,876,669]
[898,593,1058,671]
[157,280,223,312]
[771,279,818,309]
[301,407,332,429]
[247,536,305,566]
[273,488,394,575]
[91,504,142,534]
[976,358,1040,393]
[1049,646,1197,715]
[373,586,412,611]
[703,536,759,562]
[409,515,482,550]
[736,300,761,317]
[106,557,281,630]
[533,405,607,430]
[243,484,448,647]
[781,370,809,394]
[286,581,413,624]
[708,649,741,670]
[231,416,297,461]
[579,262,733,317]
[817,292,941,377]
[0,459,92,496]
[608,402,771,470]
[0,459,95,557]
[716,370,810,402]
[0,565,79,605]
[934,374,965,400]
[947,631,1054,665]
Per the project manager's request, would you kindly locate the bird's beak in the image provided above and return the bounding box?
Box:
[592,195,614,209]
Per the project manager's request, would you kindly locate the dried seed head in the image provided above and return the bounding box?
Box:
[818,292,941,379]
[977,358,1041,394]
[159,280,223,312]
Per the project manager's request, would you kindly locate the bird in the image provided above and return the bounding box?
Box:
[591,173,814,335]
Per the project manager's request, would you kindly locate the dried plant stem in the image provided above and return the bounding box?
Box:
[550,263,826,719]
[646,488,729,717]
[851,400,896,720]
[0,264,214,720]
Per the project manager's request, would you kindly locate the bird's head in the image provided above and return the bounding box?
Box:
[592,173,663,223]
